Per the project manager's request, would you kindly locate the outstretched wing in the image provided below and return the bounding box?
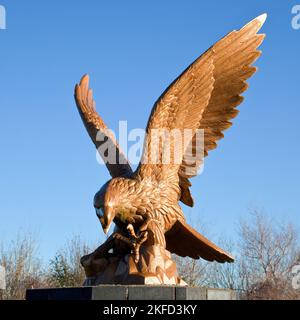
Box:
[165,220,234,262]
[75,75,133,178]
[179,14,267,205]
[134,49,215,183]
[134,14,266,207]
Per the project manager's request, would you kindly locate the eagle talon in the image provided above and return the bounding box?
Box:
[125,224,148,263]
[127,224,138,239]
[132,230,148,263]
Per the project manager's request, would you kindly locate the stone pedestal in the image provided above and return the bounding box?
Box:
[26,286,236,300]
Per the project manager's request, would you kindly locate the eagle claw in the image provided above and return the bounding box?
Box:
[126,224,148,263]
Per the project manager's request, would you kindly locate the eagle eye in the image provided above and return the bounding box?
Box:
[95,207,104,219]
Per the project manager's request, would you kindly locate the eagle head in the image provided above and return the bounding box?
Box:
[93,178,131,235]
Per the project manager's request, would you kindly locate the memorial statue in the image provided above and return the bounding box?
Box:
[74,14,266,285]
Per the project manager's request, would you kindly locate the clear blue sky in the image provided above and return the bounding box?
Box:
[0,1,299,261]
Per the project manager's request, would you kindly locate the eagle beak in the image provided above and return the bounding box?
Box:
[100,206,115,235]
[103,225,110,235]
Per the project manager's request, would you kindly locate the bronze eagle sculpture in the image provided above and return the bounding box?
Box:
[75,14,266,285]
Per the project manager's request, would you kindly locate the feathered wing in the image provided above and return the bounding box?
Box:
[179,14,267,206]
[165,220,234,262]
[134,14,266,205]
[134,48,215,184]
[75,75,133,178]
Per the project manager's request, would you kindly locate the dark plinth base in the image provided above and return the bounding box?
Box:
[26,286,236,300]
